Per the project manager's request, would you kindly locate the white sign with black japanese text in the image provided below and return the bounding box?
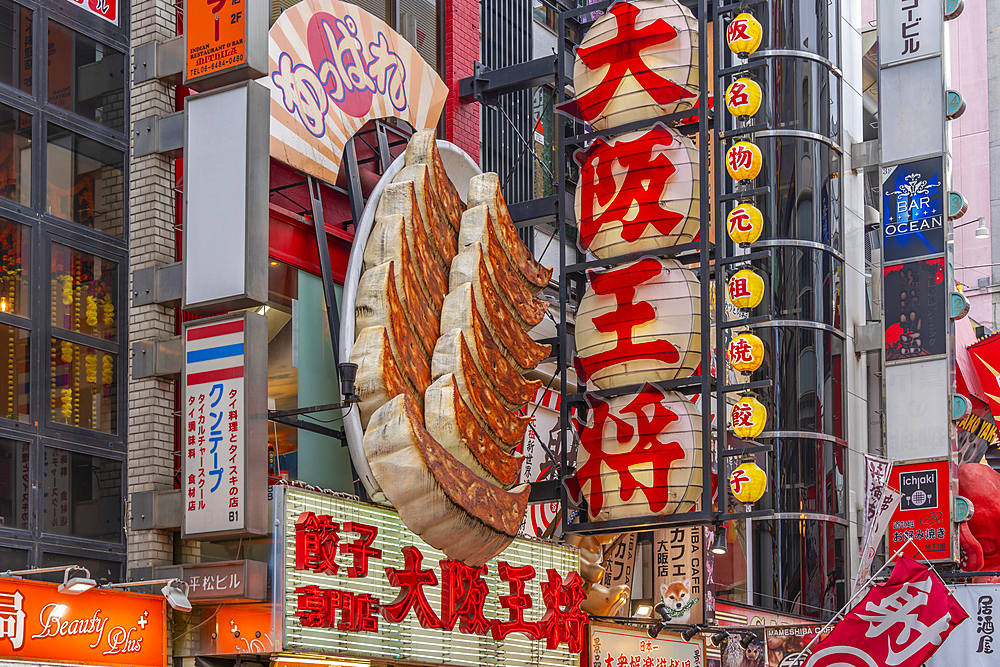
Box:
[878,0,943,66]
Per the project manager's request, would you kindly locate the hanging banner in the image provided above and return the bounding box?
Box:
[802,557,967,667]
[863,455,894,528]
[267,0,449,183]
[183,312,269,538]
[924,583,998,665]
[652,526,705,625]
[884,258,947,362]
[0,578,166,666]
[518,388,562,539]
[853,485,901,596]
[601,533,638,589]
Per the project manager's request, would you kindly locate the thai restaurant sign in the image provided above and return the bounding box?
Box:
[183,312,269,539]
[266,0,449,183]
[0,578,166,666]
[275,486,585,667]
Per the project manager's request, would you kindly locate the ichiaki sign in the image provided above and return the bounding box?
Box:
[886,458,955,563]
[278,486,585,667]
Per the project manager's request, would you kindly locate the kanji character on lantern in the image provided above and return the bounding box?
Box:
[571,0,699,130]
[728,332,764,372]
[726,141,763,181]
[574,383,702,521]
[727,12,763,58]
[574,123,699,258]
[729,460,767,504]
[730,395,767,439]
[725,77,762,117]
[575,258,700,390]
[727,269,765,309]
[727,202,764,245]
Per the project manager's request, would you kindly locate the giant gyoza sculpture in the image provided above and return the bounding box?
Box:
[351,130,552,565]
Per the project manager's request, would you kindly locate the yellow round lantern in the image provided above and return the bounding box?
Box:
[725,77,762,118]
[726,141,763,181]
[730,460,767,504]
[727,12,763,58]
[730,395,767,439]
[727,332,764,373]
[727,269,765,309]
[726,202,764,245]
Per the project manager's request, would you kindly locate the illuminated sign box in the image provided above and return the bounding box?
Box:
[0,578,166,666]
[588,623,705,667]
[275,485,583,667]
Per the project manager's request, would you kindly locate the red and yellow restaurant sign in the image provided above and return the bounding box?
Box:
[0,578,166,666]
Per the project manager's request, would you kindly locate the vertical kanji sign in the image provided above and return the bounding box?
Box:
[183,311,268,538]
[652,526,705,624]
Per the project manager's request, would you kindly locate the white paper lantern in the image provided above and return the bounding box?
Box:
[575,384,702,521]
[571,0,699,131]
[574,123,699,259]
[575,257,700,390]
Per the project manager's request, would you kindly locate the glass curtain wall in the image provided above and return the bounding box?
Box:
[717,0,846,618]
[0,0,127,581]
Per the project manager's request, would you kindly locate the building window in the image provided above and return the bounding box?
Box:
[49,338,116,433]
[46,21,126,132]
[50,243,117,341]
[0,217,27,317]
[0,0,32,95]
[264,260,354,492]
[0,436,29,529]
[45,123,125,237]
[0,103,29,207]
[41,446,122,543]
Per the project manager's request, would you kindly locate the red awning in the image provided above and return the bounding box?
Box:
[957,315,988,406]
[967,327,1000,416]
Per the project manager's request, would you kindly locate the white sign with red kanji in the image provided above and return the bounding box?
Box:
[183,312,267,538]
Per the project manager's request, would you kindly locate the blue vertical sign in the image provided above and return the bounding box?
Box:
[882,157,945,262]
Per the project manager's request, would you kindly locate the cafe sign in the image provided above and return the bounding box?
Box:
[0,578,166,666]
[276,486,584,667]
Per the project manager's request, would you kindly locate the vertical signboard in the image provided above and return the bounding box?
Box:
[183,81,269,315]
[183,312,268,538]
[184,0,268,89]
[881,158,945,262]
[883,258,947,361]
[602,533,638,589]
[877,0,943,65]
[652,526,705,625]
[886,458,955,562]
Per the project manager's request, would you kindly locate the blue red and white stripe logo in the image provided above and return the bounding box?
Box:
[185,319,245,386]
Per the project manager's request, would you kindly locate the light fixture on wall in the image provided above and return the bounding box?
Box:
[58,566,97,595]
[953,216,990,241]
[976,217,989,238]
[682,626,701,642]
[103,578,192,612]
[710,524,729,555]
[1,565,96,595]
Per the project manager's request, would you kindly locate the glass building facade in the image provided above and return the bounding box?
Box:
[717,0,847,618]
[0,0,127,582]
